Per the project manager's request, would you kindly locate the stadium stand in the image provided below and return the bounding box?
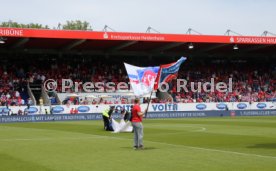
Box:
[0,65,29,106]
[0,55,275,106]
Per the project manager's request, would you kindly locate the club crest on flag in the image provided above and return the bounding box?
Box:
[124,63,159,96]
[137,67,160,87]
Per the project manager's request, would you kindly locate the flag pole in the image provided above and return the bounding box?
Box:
[144,90,153,118]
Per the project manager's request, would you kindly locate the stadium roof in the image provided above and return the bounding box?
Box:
[0,27,275,57]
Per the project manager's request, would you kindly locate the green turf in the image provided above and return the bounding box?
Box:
[1,116,276,171]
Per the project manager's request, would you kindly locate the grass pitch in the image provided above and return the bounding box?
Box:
[1,116,276,171]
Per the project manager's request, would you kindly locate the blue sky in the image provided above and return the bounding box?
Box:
[1,0,275,36]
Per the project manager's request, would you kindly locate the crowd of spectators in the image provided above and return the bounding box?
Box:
[50,61,129,93]
[0,66,29,107]
[170,60,276,103]
[0,57,275,106]
[48,58,276,104]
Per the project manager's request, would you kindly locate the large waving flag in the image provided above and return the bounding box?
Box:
[154,57,187,90]
[124,63,159,96]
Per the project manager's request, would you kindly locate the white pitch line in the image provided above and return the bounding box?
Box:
[149,141,276,160]
[149,127,206,135]
[90,134,276,160]
[147,125,207,132]
[94,134,276,160]
[1,134,276,160]
[193,127,206,132]
[0,136,104,141]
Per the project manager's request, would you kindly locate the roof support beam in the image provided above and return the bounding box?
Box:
[200,44,229,52]
[11,38,29,48]
[0,48,273,58]
[241,44,274,52]
[108,41,137,51]
[152,42,185,52]
[63,39,86,50]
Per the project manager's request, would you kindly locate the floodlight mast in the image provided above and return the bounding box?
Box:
[186,28,202,35]
[224,29,242,36]
[146,26,160,33]
[103,25,116,32]
[261,31,276,37]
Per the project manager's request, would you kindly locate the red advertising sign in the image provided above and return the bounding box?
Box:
[0,28,24,36]
[0,27,275,44]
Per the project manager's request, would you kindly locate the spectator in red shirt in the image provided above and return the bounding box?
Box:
[70,108,74,114]
[131,98,145,150]
[74,108,78,114]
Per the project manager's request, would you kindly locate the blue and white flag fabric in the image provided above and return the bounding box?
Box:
[124,63,159,96]
[154,57,187,89]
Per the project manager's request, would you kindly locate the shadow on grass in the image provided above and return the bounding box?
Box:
[120,147,158,150]
[248,143,276,149]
